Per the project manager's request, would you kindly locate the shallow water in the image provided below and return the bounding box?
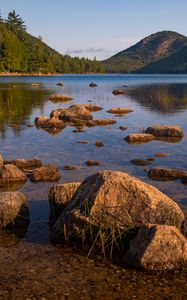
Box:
[0,74,187,299]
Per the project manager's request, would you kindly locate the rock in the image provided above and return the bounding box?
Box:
[124,134,155,144]
[83,104,102,112]
[145,125,184,138]
[56,82,64,86]
[148,168,187,181]
[63,165,80,170]
[0,191,29,229]
[4,158,42,170]
[112,89,126,95]
[50,109,67,118]
[35,116,66,129]
[89,83,98,87]
[59,105,93,121]
[85,160,101,166]
[52,171,185,246]
[35,116,49,128]
[155,153,170,157]
[119,126,127,131]
[130,159,151,166]
[0,154,3,171]
[27,124,34,128]
[0,164,27,186]
[49,94,73,102]
[86,119,116,127]
[31,83,42,87]
[123,224,187,270]
[181,177,187,185]
[147,158,155,161]
[76,141,89,144]
[107,108,133,114]
[49,182,81,223]
[95,141,104,147]
[29,166,61,183]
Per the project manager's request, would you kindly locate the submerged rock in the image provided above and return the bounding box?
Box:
[49,182,81,223]
[85,160,101,166]
[0,164,27,186]
[145,125,184,138]
[107,108,133,114]
[119,126,128,131]
[0,191,29,229]
[130,159,151,166]
[124,133,155,144]
[29,166,61,183]
[49,94,73,102]
[148,168,187,181]
[86,119,116,127]
[52,171,184,247]
[112,89,126,95]
[123,224,187,270]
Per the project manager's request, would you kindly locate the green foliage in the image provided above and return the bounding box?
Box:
[0,11,104,74]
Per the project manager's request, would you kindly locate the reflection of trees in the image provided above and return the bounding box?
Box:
[128,84,187,114]
[0,83,49,138]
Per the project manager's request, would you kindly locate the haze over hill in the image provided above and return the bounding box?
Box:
[102,31,187,73]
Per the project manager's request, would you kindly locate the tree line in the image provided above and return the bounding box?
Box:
[0,10,104,74]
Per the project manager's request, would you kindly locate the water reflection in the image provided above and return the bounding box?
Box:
[128,83,187,114]
[0,83,49,138]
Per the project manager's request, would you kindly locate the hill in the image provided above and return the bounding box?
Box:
[0,11,103,74]
[102,31,187,73]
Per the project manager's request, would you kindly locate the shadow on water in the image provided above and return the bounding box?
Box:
[127,83,187,114]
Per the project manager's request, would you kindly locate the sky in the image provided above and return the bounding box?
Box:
[1,0,187,60]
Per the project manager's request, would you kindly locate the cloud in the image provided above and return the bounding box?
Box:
[65,47,111,55]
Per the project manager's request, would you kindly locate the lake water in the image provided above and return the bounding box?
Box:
[0,74,187,299]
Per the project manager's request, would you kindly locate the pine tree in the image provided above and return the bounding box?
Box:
[6,10,26,31]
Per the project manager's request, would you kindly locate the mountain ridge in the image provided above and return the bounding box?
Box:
[102,31,187,73]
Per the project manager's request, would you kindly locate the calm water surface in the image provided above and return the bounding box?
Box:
[0,74,187,299]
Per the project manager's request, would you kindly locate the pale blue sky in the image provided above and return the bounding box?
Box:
[1,0,187,59]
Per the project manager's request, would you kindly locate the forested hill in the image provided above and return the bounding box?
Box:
[0,11,103,74]
[102,31,187,73]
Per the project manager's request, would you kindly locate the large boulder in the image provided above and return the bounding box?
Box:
[148,168,187,181]
[52,171,185,247]
[124,133,155,144]
[123,224,187,270]
[49,182,81,223]
[29,165,61,183]
[0,191,29,229]
[59,104,93,121]
[145,125,184,138]
[0,164,27,186]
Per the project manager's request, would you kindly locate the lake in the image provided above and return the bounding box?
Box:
[0,74,187,299]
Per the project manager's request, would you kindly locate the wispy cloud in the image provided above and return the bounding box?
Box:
[65,47,111,55]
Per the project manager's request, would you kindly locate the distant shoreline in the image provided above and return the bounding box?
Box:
[0,72,104,77]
